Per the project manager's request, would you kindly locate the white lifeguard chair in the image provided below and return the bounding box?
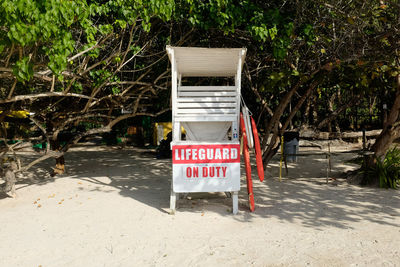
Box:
[166,46,246,214]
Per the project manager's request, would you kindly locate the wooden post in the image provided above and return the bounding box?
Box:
[326,142,331,184]
[279,136,284,182]
[362,128,366,150]
[284,149,288,175]
[362,128,368,181]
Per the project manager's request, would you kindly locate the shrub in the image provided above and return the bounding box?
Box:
[367,147,400,189]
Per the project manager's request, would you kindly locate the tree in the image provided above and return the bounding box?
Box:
[1,0,399,188]
[245,0,400,168]
[0,0,176,176]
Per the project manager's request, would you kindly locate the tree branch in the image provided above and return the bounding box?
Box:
[317,96,361,129]
[17,151,63,173]
[0,92,97,104]
[82,42,150,112]
[60,108,170,152]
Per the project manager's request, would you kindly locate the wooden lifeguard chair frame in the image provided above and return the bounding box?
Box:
[166,46,246,214]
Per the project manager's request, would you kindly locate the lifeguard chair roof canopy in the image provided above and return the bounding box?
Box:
[166,46,246,77]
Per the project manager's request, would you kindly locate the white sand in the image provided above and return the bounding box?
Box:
[0,145,399,266]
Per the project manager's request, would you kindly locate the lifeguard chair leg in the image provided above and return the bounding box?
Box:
[170,189,177,214]
[170,180,178,214]
[232,191,239,215]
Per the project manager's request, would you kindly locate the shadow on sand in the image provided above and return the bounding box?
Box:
[7,146,400,229]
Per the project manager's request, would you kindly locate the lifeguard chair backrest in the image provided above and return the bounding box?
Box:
[177,85,237,141]
[176,86,237,117]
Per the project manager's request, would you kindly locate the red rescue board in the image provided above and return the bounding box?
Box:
[240,113,255,212]
[251,116,265,182]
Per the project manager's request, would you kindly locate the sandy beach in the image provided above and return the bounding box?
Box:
[0,144,399,266]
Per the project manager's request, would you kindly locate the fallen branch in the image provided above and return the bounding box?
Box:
[0,92,97,104]
[300,129,382,140]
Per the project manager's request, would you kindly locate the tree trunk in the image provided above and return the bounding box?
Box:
[262,124,280,165]
[369,96,377,125]
[49,138,65,176]
[327,93,335,133]
[335,89,342,135]
[53,155,65,176]
[281,80,319,132]
[262,79,320,167]
[47,116,65,176]
[304,96,311,125]
[367,74,400,168]
[312,94,319,125]
[261,80,303,151]
[2,161,17,197]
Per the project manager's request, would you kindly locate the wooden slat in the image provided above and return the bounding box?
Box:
[175,115,237,122]
[177,102,236,108]
[176,108,236,114]
[178,86,236,91]
[178,91,237,97]
[177,97,236,103]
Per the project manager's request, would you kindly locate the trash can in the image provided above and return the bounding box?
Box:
[283,131,299,162]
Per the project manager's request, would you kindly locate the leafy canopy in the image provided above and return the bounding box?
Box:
[1,0,175,80]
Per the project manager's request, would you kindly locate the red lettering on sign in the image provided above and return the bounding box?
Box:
[173,144,240,164]
[202,167,208,177]
[186,167,192,178]
[215,166,220,177]
[222,167,227,177]
[209,167,215,177]
[193,167,199,177]
[184,166,231,179]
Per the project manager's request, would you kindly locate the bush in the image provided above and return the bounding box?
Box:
[366,147,400,189]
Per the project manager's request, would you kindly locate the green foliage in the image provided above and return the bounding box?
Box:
[301,24,315,46]
[366,148,400,189]
[2,0,91,78]
[12,56,33,82]
[1,0,399,146]
[178,1,293,60]
[111,87,120,95]
[89,69,119,88]
[71,81,83,94]
[1,0,176,82]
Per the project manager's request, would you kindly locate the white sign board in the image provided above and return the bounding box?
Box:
[172,144,240,192]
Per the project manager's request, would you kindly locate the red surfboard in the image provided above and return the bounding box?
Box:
[251,116,264,182]
[240,113,255,212]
